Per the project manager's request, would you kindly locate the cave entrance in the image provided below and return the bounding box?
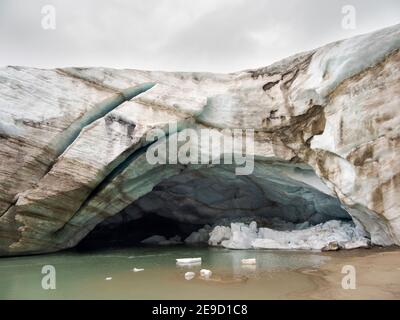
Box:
[76,161,358,251]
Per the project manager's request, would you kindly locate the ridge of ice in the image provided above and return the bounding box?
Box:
[209,220,370,251]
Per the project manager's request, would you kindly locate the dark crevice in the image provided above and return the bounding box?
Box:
[263,80,280,91]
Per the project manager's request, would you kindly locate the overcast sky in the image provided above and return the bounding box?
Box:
[0,0,399,72]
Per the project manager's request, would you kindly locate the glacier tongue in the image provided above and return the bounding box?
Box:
[210,220,370,251]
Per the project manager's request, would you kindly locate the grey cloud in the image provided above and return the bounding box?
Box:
[0,0,399,72]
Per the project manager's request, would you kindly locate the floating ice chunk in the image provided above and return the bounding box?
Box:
[241,258,256,265]
[176,257,202,265]
[200,269,212,279]
[184,272,196,280]
[133,268,144,272]
[105,277,112,281]
[177,262,201,268]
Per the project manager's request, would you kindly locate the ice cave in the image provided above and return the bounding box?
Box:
[78,161,369,251]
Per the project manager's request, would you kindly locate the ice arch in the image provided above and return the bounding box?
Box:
[78,161,356,249]
[52,127,361,250]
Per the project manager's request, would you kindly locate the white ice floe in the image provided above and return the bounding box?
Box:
[209,220,370,251]
[176,257,202,266]
[241,258,256,265]
[184,272,196,280]
[199,269,212,279]
[133,268,144,272]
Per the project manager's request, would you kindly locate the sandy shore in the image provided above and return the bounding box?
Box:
[298,247,400,299]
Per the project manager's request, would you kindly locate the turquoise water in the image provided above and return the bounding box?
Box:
[0,246,330,299]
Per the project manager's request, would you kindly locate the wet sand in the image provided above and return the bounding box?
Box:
[300,247,400,299]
